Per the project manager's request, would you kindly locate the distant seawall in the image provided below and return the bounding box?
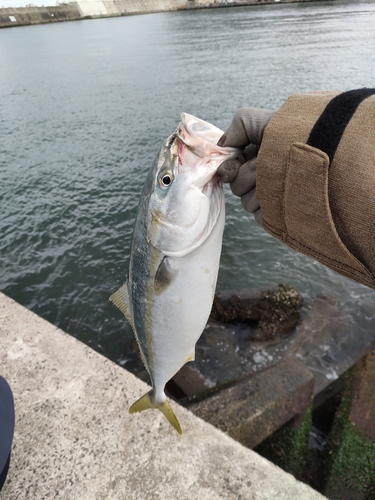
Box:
[1,0,323,28]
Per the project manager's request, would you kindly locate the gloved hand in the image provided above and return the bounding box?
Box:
[217,108,276,226]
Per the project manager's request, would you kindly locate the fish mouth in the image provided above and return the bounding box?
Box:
[176,136,224,190]
[176,113,239,189]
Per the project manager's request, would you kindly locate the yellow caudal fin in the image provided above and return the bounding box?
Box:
[129,391,182,435]
[129,392,153,414]
[158,399,182,435]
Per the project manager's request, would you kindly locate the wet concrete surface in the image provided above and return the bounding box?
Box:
[186,357,314,449]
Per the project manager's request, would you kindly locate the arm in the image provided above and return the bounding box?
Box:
[218,90,375,289]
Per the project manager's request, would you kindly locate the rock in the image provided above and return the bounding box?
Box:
[211,284,303,341]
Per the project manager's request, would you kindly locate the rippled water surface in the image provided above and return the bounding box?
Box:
[1,0,375,369]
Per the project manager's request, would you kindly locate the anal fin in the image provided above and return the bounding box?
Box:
[184,347,195,364]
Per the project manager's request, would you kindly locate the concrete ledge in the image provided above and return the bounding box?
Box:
[0,292,325,499]
[186,357,314,449]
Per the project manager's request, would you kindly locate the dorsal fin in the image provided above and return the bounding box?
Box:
[109,283,135,331]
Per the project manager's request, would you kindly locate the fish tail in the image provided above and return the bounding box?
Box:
[129,391,182,435]
[158,399,182,435]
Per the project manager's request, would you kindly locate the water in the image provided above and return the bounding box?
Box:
[1,0,375,371]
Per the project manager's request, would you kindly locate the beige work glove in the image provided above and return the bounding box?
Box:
[217,108,276,226]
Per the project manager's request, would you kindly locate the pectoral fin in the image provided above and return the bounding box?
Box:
[154,256,179,296]
[129,390,182,435]
[109,283,135,331]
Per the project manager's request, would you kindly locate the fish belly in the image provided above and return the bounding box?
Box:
[150,202,225,397]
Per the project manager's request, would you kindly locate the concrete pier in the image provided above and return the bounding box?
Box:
[0,292,325,499]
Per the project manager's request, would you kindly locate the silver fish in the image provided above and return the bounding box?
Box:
[110,113,239,433]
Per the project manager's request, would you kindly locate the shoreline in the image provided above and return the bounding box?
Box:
[1,0,327,29]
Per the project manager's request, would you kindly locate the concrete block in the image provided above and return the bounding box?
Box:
[186,357,314,449]
[170,363,210,397]
[322,361,375,499]
[77,1,109,17]
[350,351,375,440]
[102,0,122,14]
[0,292,325,500]
[256,404,312,479]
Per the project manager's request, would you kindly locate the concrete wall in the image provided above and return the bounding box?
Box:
[0,0,325,28]
[0,0,187,27]
[0,4,82,27]
[77,0,186,17]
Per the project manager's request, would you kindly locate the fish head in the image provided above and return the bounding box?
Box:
[146,113,239,257]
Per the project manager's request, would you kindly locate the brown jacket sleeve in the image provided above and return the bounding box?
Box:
[256,89,375,289]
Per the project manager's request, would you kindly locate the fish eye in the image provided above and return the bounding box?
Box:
[160,173,173,187]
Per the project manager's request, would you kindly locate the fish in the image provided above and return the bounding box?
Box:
[110,113,239,434]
